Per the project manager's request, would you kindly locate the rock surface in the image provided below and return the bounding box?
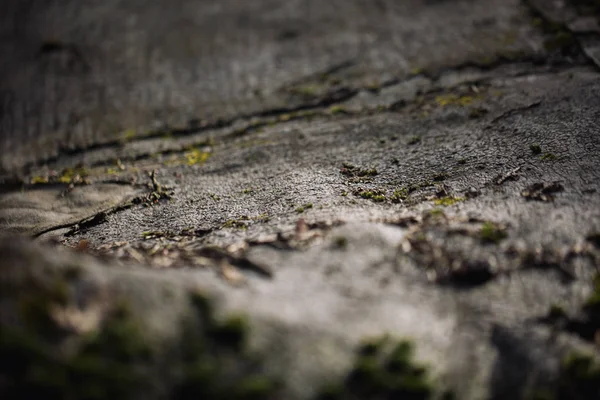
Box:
[1,0,600,399]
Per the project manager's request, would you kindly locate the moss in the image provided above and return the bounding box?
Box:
[2,279,278,400]
[391,188,409,203]
[234,376,277,399]
[426,208,445,218]
[189,291,214,325]
[358,336,389,357]
[468,107,488,119]
[541,153,558,162]
[357,190,386,202]
[289,84,321,98]
[479,222,508,244]
[333,236,348,249]
[223,217,250,230]
[547,304,568,320]
[210,314,249,352]
[556,352,600,399]
[175,292,278,400]
[530,144,542,155]
[185,148,211,166]
[315,336,436,400]
[58,167,90,184]
[340,163,378,178]
[408,136,421,145]
[1,297,151,400]
[315,384,345,400]
[583,274,600,313]
[432,173,447,182]
[543,31,576,53]
[433,196,464,207]
[295,203,314,213]
[31,175,49,184]
[408,180,435,193]
[586,232,600,248]
[328,105,348,115]
[120,128,137,143]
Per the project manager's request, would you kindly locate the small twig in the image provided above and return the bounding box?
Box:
[494,167,522,185]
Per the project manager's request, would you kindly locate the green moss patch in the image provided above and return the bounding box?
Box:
[174,292,279,400]
[391,188,409,203]
[340,163,378,179]
[1,298,151,400]
[315,336,438,400]
[479,222,508,244]
[355,189,386,203]
[296,203,314,213]
[540,153,558,162]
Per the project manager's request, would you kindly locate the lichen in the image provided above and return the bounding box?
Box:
[185,148,212,166]
[435,94,477,107]
[433,196,464,206]
[31,175,49,184]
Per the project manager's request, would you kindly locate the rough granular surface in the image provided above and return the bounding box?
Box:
[1,0,600,399]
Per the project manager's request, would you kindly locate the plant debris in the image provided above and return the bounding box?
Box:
[521,182,564,202]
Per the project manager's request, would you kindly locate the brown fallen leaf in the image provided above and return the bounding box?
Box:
[220,261,246,286]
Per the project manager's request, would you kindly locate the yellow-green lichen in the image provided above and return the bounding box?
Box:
[435,94,478,107]
[433,196,464,206]
[186,148,212,166]
[31,175,49,184]
[58,167,89,184]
